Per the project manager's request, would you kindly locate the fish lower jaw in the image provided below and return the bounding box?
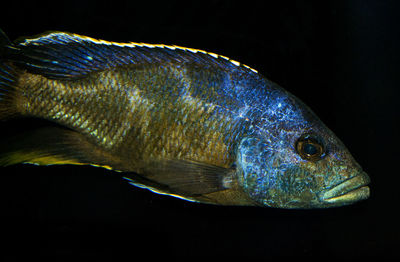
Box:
[320,186,370,204]
[318,172,370,206]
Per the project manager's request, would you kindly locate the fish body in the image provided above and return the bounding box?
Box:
[0,30,370,208]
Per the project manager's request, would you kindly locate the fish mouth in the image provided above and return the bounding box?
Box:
[319,172,370,206]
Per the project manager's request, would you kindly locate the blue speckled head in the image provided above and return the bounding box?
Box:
[236,87,370,208]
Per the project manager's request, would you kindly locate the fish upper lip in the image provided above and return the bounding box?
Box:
[319,172,370,204]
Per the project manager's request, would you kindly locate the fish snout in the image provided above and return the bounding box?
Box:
[319,171,370,206]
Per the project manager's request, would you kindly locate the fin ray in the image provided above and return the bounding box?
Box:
[0,31,19,119]
[7,32,252,79]
[127,159,234,196]
[0,126,119,170]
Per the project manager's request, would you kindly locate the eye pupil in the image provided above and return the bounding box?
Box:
[295,135,325,161]
[303,143,317,156]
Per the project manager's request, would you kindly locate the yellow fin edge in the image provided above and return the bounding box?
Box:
[3,152,116,171]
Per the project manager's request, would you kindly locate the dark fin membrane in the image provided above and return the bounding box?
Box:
[0,29,20,119]
[0,29,12,54]
[0,125,117,169]
[0,63,19,119]
[6,31,251,80]
[123,159,234,196]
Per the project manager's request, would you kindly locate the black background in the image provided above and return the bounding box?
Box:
[0,0,398,259]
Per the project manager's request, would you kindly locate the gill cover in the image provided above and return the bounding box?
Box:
[237,136,317,208]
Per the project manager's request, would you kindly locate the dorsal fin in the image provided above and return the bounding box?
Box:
[6,32,257,79]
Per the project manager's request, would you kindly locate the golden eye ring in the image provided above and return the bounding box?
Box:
[296,135,325,161]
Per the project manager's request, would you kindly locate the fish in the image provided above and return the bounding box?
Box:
[0,29,370,209]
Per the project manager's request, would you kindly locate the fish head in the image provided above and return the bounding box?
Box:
[236,90,370,209]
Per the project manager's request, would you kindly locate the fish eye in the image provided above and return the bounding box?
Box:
[295,135,324,161]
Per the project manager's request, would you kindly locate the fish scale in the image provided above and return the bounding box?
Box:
[0,30,370,207]
[20,65,233,169]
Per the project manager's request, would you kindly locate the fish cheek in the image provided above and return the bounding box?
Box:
[237,137,320,207]
[277,165,321,207]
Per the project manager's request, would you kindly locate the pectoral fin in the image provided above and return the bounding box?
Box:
[124,159,234,196]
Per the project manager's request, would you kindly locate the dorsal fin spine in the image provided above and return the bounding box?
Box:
[13,32,258,79]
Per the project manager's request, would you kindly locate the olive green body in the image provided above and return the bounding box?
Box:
[16,64,254,205]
